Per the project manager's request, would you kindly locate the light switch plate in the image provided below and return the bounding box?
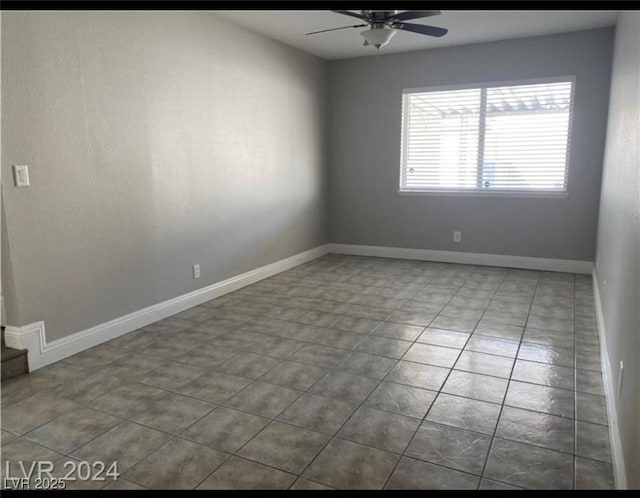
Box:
[13,165,30,187]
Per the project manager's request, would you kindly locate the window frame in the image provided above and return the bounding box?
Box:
[398,76,576,198]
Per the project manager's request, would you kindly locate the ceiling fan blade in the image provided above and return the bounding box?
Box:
[305,24,367,35]
[391,10,441,22]
[395,22,448,37]
[332,10,368,21]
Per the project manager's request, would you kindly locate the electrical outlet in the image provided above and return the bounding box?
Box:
[618,361,624,397]
[193,264,200,279]
[453,231,462,243]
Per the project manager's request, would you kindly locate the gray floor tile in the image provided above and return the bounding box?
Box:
[333,315,381,334]
[527,316,574,333]
[213,352,281,379]
[429,315,479,333]
[181,406,269,453]
[103,478,148,489]
[576,350,602,372]
[135,361,208,391]
[107,329,157,350]
[1,438,63,479]
[575,456,614,489]
[402,343,460,368]
[442,371,508,404]
[523,327,574,349]
[198,456,296,489]
[454,350,514,378]
[485,438,573,489]
[259,360,327,390]
[505,381,574,418]
[303,438,399,489]
[576,392,608,425]
[518,343,574,368]
[1,393,78,435]
[100,352,168,378]
[387,310,437,327]
[4,256,611,490]
[125,437,229,489]
[365,381,436,419]
[474,321,524,341]
[238,421,329,474]
[290,478,334,490]
[1,430,18,446]
[385,361,450,391]
[288,344,347,369]
[129,393,215,433]
[386,456,479,489]
[465,336,519,358]
[576,421,611,463]
[63,345,125,369]
[426,393,501,435]
[177,371,251,404]
[511,359,574,390]
[407,421,491,475]
[338,351,397,379]
[173,345,238,369]
[224,382,301,418]
[373,322,424,341]
[23,408,121,454]
[50,371,123,403]
[417,328,470,348]
[90,382,169,418]
[338,406,420,453]
[71,422,171,473]
[479,478,522,490]
[356,336,412,359]
[576,369,605,395]
[309,371,379,404]
[496,406,574,453]
[277,393,357,435]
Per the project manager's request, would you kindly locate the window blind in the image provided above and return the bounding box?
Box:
[400,79,574,194]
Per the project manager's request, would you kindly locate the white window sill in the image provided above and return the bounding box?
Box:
[398,189,570,199]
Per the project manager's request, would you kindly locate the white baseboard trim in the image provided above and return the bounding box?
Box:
[4,244,329,372]
[593,270,627,489]
[328,243,593,274]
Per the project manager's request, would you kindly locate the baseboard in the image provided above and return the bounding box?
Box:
[328,243,593,274]
[592,269,627,489]
[4,244,329,372]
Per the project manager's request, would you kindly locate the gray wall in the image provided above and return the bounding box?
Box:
[1,11,327,341]
[328,29,613,261]
[594,12,640,489]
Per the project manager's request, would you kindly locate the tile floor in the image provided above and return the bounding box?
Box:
[1,255,615,489]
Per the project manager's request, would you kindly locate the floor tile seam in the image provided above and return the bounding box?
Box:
[478,273,551,486]
[377,264,508,488]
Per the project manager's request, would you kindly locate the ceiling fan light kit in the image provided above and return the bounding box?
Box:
[306,10,448,50]
[361,28,397,49]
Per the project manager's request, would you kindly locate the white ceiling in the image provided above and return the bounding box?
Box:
[214,10,619,60]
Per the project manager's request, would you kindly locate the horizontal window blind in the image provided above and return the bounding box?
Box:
[400,79,574,194]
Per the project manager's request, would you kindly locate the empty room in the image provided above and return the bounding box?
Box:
[1,6,638,491]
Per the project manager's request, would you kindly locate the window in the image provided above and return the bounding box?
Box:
[400,78,574,195]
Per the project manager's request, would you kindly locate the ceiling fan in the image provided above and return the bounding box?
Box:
[305,10,448,50]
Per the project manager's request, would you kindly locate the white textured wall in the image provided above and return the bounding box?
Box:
[594,11,640,488]
[1,12,327,340]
